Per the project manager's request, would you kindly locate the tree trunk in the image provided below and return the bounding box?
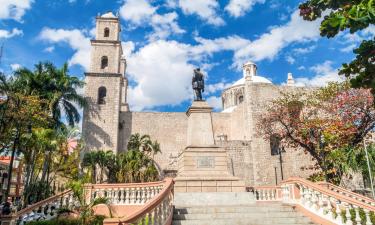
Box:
[4,128,20,202]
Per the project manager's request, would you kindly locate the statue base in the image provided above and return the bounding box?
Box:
[174,101,245,192]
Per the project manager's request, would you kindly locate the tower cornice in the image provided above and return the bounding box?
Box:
[90,40,121,44]
[85,72,123,77]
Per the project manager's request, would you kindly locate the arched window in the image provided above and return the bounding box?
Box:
[98,86,107,105]
[270,134,281,156]
[101,56,108,69]
[238,95,244,104]
[104,28,110,37]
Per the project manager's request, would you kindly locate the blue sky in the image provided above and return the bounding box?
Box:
[0,0,374,112]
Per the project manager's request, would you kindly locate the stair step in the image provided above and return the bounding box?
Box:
[172,219,316,225]
[173,212,308,220]
[174,205,297,214]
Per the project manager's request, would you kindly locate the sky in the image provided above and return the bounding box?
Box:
[0,0,374,112]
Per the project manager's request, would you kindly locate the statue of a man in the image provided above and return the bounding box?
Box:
[192,68,204,101]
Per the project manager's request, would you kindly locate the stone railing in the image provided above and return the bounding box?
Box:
[0,190,74,225]
[103,178,174,225]
[270,177,375,225]
[253,186,282,201]
[85,180,165,205]
[317,181,375,206]
[1,179,174,225]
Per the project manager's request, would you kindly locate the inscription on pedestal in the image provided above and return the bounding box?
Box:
[196,156,215,168]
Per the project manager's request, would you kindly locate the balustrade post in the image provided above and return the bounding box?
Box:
[125,188,130,204]
[345,204,353,225]
[353,206,361,225]
[364,209,373,225]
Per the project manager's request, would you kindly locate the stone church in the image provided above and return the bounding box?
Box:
[82,12,315,187]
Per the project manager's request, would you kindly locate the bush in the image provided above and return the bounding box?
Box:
[25,219,80,225]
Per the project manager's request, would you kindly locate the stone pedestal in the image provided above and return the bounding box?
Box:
[175,101,245,192]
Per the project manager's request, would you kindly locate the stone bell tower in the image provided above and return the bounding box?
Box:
[82,12,128,153]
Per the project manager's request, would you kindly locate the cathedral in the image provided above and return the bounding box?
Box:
[82,12,315,187]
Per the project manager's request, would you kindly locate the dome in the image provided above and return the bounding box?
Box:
[101,12,116,18]
[232,75,272,86]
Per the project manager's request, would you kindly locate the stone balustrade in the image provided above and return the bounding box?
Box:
[103,178,174,225]
[0,190,74,225]
[0,179,174,225]
[86,182,164,205]
[253,186,282,201]
[255,177,375,225]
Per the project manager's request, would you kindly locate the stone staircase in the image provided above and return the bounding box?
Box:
[173,193,317,225]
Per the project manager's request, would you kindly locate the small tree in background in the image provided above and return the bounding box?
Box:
[258,82,375,184]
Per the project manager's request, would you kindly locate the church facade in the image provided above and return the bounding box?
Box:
[82,12,315,186]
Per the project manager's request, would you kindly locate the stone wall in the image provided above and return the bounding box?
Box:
[82,75,122,152]
[247,83,316,186]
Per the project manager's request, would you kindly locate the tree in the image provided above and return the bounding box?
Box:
[13,62,86,128]
[258,82,375,183]
[299,0,375,98]
[82,151,98,184]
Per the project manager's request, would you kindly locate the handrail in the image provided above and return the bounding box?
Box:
[86,180,166,189]
[282,177,375,212]
[104,178,174,225]
[16,189,72,216]
[317,181,375,205]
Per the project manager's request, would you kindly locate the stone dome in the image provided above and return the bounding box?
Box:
[232,75,272,87]
[101,12,116,18]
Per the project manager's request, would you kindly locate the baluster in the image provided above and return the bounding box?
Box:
[119,188,124,204]
[112,188,118,204]
[153,206,159,225]
[317,193,324,215]
[270,189,275,200]
[158,203,163,224]
[326,196,334,219]
[146,187,151,201]
[354,206,361,225]
[130,187,136,204]
[335,200,344,224]
[137,187,143,204]
[125,188,130,204]
[365,209,373,225]
[345,204,353,225]
[261,190,265,200]
[141,187,146,204]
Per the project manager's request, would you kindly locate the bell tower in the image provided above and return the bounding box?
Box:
[82,12,128,153]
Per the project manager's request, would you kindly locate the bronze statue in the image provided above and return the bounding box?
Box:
[192,68,204,101]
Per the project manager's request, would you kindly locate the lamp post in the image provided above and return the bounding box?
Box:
[363,137,375,199]
[278,146,285,180]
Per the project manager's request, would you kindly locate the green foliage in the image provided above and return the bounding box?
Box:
[82,134,161,184]
[26,219,81,225]
[258,82,375,184]
[299,0,375,99]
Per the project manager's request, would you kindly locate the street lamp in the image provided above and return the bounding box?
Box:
[278,146,286,180]
[363,134,375,199]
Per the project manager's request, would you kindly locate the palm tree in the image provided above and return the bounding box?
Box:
[82,151,98,184]
[13,62,86,128]
[127,133,151,151]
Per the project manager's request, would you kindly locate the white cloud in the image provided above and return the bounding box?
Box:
[206,96,222,110]
[340,44,356,53]
[119,0,184,40]
[10,63,21,71]
[178,0,224,26]
[126,40,193,111]
[285,55,295,64]
[292,45,316,55]
[225,0,265,18]
[295,61,344,87]
[39,28,91,70]
[0,0,33,21]
[44,46,55,53]
[119,0,156,25]
[234,10,321,67]
[206,82,232,94]
[148,12,185,41]
[0,28,23,39]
